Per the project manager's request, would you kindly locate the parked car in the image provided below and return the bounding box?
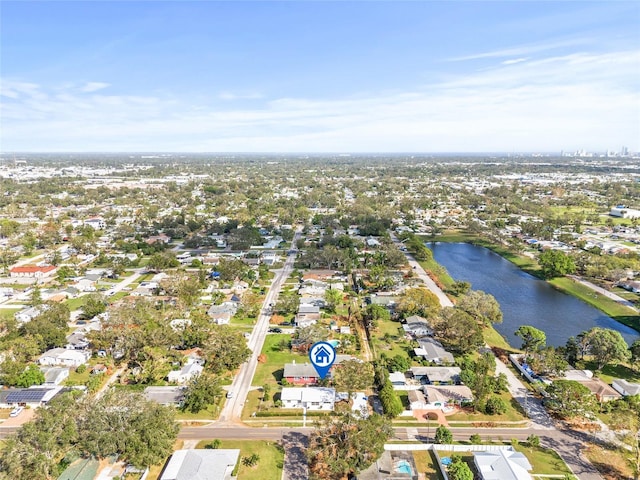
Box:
[9,407,23,417]
[269,327,282,333]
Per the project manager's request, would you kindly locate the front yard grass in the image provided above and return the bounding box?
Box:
[445,392,527,423]
[513,444,573,476]
[251,334,306,387]
[412,450,445,480]
[195,440,284,480]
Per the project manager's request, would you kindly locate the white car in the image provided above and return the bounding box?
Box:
[9,406,23,417]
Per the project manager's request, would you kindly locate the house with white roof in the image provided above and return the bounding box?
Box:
[613,379,640,397]
[473,449,533,480]
[167,361,203,384]
[280,387,336,411]
[38,348,90,367]
[414,338,455,364]
[160,449,240,480]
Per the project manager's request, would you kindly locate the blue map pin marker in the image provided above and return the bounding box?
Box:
[309,341,337,380]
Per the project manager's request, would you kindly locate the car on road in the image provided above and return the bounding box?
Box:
[226,391,234,399]
[269,327,282,333]
[9,407,23,417]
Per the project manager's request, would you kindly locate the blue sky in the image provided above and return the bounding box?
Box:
[1,1,639,153]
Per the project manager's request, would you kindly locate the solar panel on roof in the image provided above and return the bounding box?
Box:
[6,389,48,403]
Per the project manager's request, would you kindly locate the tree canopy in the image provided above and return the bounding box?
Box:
[307,413,392,480]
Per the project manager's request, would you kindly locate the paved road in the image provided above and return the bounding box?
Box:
[391,234,453,308]
[218,230,301,424]
[568,274,638,312]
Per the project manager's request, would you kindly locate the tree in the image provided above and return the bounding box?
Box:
[456,290,503,325]
[240,290,263,318]
[79,390,178,468]
[434,425,452,444]
[447,456,473,480]
[484,395,507,415]
[80,293,107,319]
[181,374,222,413]
[515,325,546,353]
[432,307,483,354]
[147,251,179,271]
[332,360,374,402]
[294,324,328,350]
[630,339,640,364]
[526,434,540,447]
[275,292,300,315]
[307,413,392,480]
[204,326,251,374]
[583,327,630,370]
[469,433,482,444]
[15,364,45,387]
[378,379,403,418]
[544,380,597,419]
[324,288,343,313]
[538,249,576,278]
[396,287,440,318]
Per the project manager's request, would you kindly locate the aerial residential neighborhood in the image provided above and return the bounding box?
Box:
[0,152,638,480]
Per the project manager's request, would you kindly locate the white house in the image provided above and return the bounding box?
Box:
[83,218,106,230]
[474,449,533,480]
[414,338,454,364]
[10,265,57,279]
[210,312,232,325]
[409,385,473,411]
[14,304,50,324]
[160,449,240,480]
[40,367,70,385]
[38,348,90,367]
[280,387,336,411]
[610,206,640,219]
[612,379,640,397]
[167,361,203,384]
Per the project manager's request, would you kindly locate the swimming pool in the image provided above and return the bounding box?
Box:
[395,459,413,475]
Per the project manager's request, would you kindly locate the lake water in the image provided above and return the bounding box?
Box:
[428,242,640,347]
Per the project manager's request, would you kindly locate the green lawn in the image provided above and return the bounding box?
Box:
[251,334,306,387]
[0,309,17,321]
[513,444,573,475]
[577,360,640,384]
[445,392,527,423]
[412,450,446,480]
[194,440,284,480]
[65,296,88,311]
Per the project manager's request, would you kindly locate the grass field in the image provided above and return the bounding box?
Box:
[251,334,306,387]
[412,450,446,480]
[445,392,527,423]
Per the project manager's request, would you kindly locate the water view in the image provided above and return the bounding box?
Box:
[428,242,640,347]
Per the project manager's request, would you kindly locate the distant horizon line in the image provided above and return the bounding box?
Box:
[1,150,635,156]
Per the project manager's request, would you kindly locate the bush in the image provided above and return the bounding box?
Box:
[484,395,507,415]
[434,426,452,444]
[76,364,87,374]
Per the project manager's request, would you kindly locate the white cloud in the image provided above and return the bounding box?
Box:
[502,58,529,65]
[1,48,639,152]
[218,91,264,101]
[80,82,110,93]
[448,38,589,61]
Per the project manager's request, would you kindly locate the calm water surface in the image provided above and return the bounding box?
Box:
[428,242,639,347]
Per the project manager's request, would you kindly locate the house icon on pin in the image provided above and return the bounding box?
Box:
[314,345,331,365]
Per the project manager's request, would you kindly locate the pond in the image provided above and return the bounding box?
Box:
[428,242,639,347]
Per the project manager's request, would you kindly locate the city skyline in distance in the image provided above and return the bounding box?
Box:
[1,1,639,153]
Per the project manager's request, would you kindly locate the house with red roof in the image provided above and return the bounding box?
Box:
[10,265,57,279]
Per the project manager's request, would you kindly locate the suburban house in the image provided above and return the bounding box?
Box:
[402,315,432,337]
[83,217,106,230]
[9,265,57,279]
[144,386,186,406]
[160,449,240,480]
[563,370,622,402]
[280,387,336,410]
[414,338,455,364]
[295,304,321,327]
[409,385,473,411]
[40,367,70,386]
[38,348,90,367]
[0,386,64,408]
[14,304,50,324]
[210,311,232,325]
[167,360,203,384]
[612,378,640,397]
[207,302,238,319]
[408,366,461,385]
[283,362,320,385]
[146,233,171,245]
[473,449,533,480]
[389,371,407,386]
[65,332,90,350]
